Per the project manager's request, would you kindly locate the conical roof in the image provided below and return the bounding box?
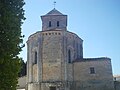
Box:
[46,8,63,15]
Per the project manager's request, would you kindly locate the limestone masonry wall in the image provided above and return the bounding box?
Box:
[74,58,114,90]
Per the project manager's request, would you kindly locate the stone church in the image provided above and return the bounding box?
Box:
[25,8,114,90]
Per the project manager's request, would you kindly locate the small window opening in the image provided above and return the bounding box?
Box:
[90,67,95,74]
[57,21,59,27]
[68,49,71,63]
[34,51,37,64]
[50,86,56,90]
[49,21,51,27]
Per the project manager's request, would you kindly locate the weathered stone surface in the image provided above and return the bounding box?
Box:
[73,58,114,90]
[17,76,26,89]
[41,8,67,31]
[24,9,115,90]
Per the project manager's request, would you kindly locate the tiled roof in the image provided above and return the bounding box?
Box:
[46,8,63,15]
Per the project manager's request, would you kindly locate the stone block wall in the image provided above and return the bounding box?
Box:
[26,30,115,90]
[42,31,63,81]
[41,15,67,31]
[33,64,37,82]
[17,76,26,89]
[27,32,42,83]
[65,31,83,61]
[73,58,114,90]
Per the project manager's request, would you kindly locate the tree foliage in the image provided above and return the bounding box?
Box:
[18,60,27,77]
[0,0,25,89]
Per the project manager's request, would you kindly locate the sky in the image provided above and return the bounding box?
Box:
[20,0,120,75]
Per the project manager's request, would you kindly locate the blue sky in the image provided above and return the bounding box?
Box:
[20,0,120,75]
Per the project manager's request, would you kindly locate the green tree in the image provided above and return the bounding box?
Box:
[18,60,27,77]
[0,0,25,90]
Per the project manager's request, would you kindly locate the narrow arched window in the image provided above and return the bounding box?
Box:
[34,51,37,64]
[49,21,51,27]
[68,49,71,63]
[57,21,59,27]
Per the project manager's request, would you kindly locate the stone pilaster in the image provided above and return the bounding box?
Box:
[38,34,43,82]
[29,41,33,82]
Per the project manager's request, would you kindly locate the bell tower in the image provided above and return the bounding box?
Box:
[41,8,67,31]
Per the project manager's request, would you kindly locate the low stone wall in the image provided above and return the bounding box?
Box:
[17,76,26,89]
[73,58,114,90]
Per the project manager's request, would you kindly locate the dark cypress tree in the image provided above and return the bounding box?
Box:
[18,60,27,77]
[0,0,25,89]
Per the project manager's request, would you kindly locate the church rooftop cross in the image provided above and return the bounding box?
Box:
[53,1,56,9]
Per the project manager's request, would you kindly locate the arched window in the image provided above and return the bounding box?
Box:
[68,49,71,63]
[57,21,59,27]
[49,21,51,27]
[34,51,37,64]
